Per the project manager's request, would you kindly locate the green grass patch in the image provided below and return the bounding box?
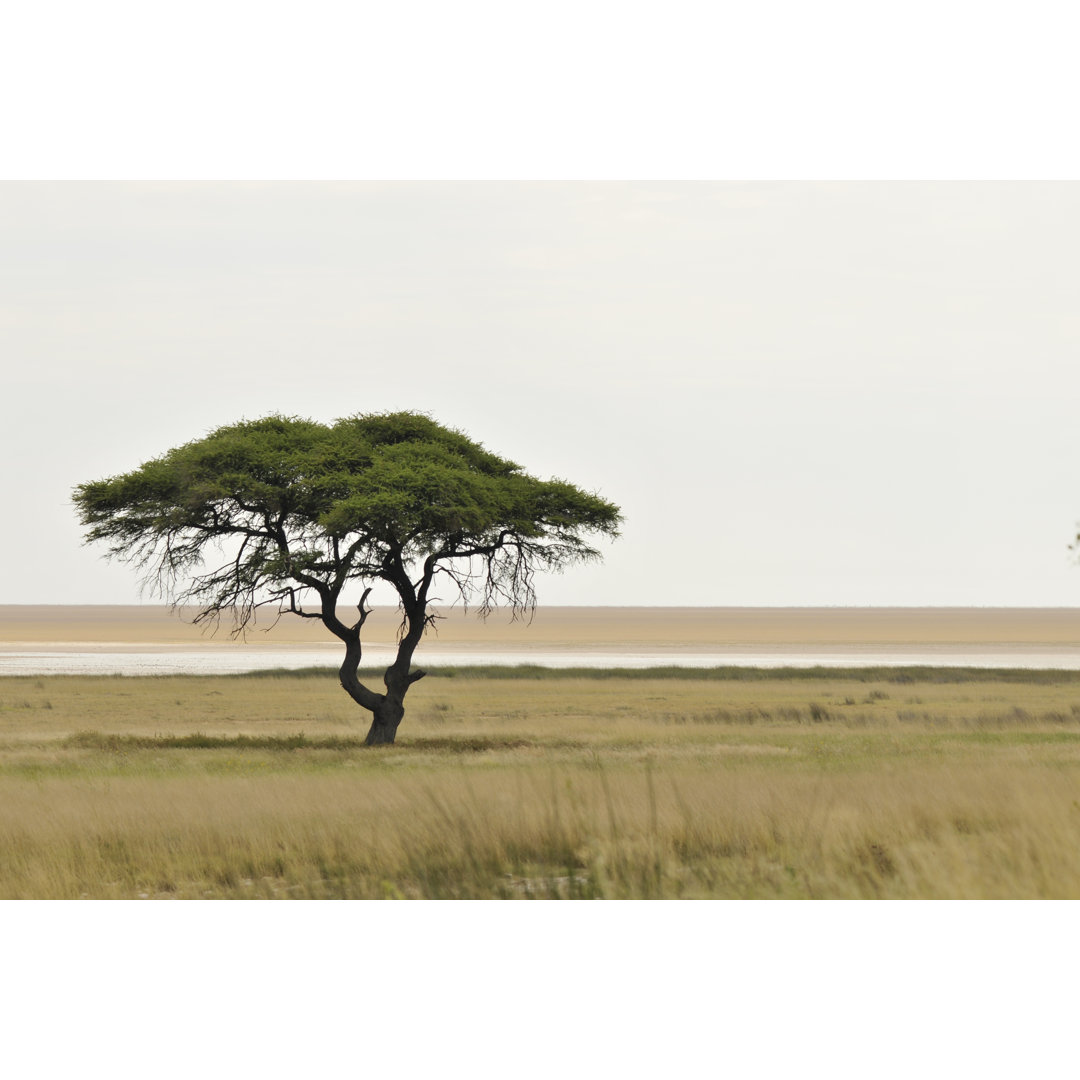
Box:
[61,730,541,755]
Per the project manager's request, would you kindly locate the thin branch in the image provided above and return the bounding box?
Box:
[351,587,374,634]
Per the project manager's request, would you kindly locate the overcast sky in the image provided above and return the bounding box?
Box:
[5,180,1080,608]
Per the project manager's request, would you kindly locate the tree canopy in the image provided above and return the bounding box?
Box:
[73,412,622,743]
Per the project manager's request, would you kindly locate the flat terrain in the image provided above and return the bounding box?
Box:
[6,604,1080,646]
[2,666,1080,898]
[4,604,1080,654]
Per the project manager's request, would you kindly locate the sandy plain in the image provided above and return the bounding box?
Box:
[2,604,1080,654]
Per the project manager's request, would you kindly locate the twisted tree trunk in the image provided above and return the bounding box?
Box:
[328,606,426,746]
[364,695,405,746]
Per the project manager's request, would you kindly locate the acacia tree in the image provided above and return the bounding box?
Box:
[73,412,621,745]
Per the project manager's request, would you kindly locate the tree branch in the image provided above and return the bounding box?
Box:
[352,587,374,634]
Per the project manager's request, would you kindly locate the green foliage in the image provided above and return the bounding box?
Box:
[73,411,622,631]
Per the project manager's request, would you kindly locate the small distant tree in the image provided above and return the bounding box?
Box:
[73,412,621,744]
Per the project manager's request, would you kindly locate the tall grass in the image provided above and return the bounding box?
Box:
[2,669,1080,898]
[1,760,1078,898]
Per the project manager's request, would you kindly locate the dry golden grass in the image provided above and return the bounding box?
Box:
[2,669,1080,898]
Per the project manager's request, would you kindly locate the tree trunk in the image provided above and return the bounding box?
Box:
[325,588,426,746]
[364,697,405,746]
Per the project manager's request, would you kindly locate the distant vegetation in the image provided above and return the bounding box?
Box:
[235,663,1080,685]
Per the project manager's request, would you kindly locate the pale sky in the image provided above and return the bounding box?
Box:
[5,181,1080,608]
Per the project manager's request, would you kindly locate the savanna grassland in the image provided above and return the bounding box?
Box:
[2,666,1080,899]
